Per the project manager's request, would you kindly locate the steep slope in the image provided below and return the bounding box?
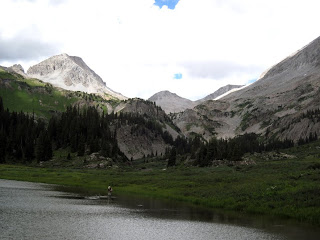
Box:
[173,36,320,142]
[196,84,244,103]
[114,98,182,159]
[148,90,195,113]
[27,53,126,100]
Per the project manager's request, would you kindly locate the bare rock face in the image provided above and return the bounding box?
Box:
[173,35,320,142]
[27,53,126,100]
[8,64,28,78]
[116,125,168,160]
[148,91,196,114]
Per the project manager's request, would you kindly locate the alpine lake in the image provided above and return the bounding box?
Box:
[1,179,320,240]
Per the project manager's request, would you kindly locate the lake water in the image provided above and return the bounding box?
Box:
[1,179,320,240]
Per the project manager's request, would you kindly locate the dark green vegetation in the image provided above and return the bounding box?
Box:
[1,140,320,225]
[0,99,125,163]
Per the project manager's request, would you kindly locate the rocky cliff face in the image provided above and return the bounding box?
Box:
[173,36,320,142]
[27,53,126,100]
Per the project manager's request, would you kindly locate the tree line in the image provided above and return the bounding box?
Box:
[166,133,298,167]
[0,97,127,163]
[0,96,179,164]
[1,95,318,167]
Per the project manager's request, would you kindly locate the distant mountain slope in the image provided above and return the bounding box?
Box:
[173,36,320,142]
[148,85,244,114]
[148,90,195,113]
[196,84,243,103]
[27,53,126,100]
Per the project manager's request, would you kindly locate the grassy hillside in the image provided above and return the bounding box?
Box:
[0,69,118,118]
[1,139,320,225]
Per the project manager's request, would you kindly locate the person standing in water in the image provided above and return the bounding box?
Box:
[108,185,113,199]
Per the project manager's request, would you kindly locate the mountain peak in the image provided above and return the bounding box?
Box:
[150,90,180,99]
[148,90,194,113]
[27,53,126,100]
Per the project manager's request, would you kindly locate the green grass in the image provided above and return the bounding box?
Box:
[1,140,320,225]
[0,72,118,118]
[0,82,77,118]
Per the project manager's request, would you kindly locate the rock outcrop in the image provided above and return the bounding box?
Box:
[8,64,28,78]
[27,53,126,100]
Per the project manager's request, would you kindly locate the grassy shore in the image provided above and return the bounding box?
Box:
[1,141,320,226]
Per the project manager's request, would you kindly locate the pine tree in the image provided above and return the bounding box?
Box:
[100,140,110,157]
[77,135,85,156]
[0,96,4,113]
[35,131,46,163]
[0,127,6,163]
[167,147,176,167]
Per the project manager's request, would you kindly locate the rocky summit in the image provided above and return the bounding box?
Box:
[148,90,196,114]
[27,53,126,100]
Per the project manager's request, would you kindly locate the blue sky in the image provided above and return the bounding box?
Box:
[248,79,257,84]
[174,73,183,79]
[154,0,180,10]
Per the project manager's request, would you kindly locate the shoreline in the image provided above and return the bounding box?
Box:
[1,155,320,227]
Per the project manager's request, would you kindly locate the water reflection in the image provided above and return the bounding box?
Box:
[1,179,320,240]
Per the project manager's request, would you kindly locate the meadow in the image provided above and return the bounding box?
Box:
[1,140,320,226]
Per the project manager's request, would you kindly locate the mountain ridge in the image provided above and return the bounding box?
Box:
[173,36,320,141]
[148,85,244,114]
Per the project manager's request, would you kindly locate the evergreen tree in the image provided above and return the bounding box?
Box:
[35,131,46,163]
[35,131,52,162]
[100,139,110,157]
[167,147,176,167]
[77,135,85,156]
[0,128,6,163]
[0,97,4,113]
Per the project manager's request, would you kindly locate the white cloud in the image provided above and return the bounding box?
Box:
[1,0,320,100]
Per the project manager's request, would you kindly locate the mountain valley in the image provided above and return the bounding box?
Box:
[1,35,320,165]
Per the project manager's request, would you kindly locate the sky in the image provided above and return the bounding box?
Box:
[0,0,320,100]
